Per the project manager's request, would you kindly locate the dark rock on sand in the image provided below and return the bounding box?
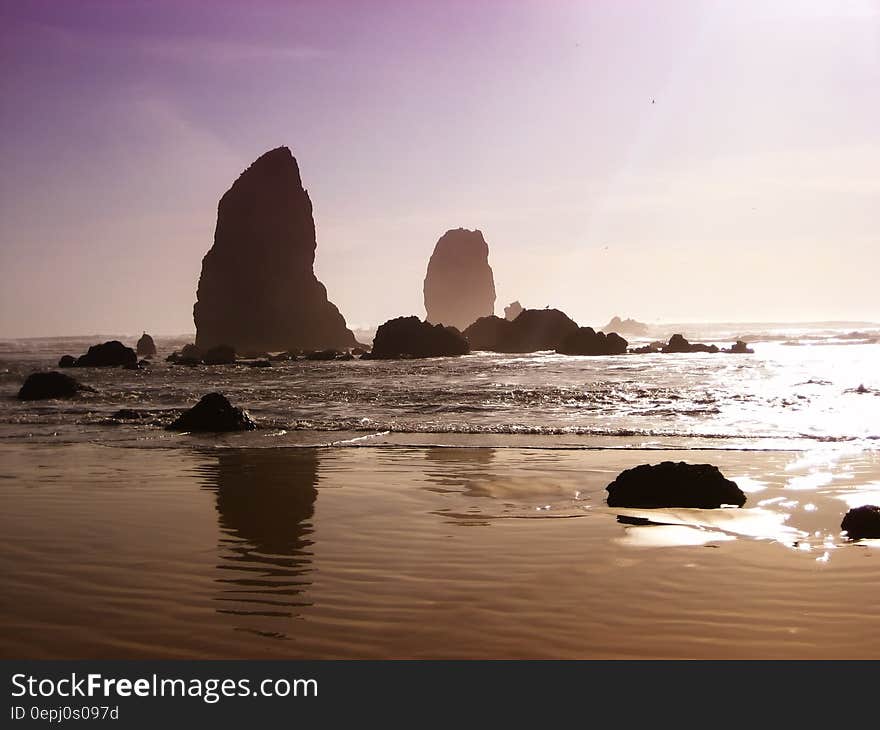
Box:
[75,340,138,367]
[662,334,719,354]
[136,333,157,357]
[603,316,649,336]
[606,461,746,509]
[423,228,496,331]
[841,505,880,539]
[18,372,93,400]
[557,327,628,356]
[369,316,469,359]
[723,340,754,354]
[193,146,356,353]
[167,392,256,432]
[504,300,524,322]
[202,344,236,365]
[58,355,76,368]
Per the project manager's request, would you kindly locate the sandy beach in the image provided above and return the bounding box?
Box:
[2,440,879,659]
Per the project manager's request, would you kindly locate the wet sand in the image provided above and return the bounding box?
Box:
[1,441,879,659]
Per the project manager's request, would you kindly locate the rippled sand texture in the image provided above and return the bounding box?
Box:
[2,443,879,659]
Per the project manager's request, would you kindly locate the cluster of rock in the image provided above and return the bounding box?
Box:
[603,316,649,336]
[365,316,469,359]
[193,146,357,354]
[627,335,754,355]
[59,340,139,368]
[423,228,496,331]
[463,309,579,353]
[557,327,628,356]
[662,334,719,354]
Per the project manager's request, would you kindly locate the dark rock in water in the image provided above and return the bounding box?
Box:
[723,340,754,354]
[193,146,356,353]
[662,334,719,354]
[167,343,203,364]
[243,359,272,368]
[203,344,236,365]
[136,333,157,357]
[841,505,880,539]
[630,342,663,354]
[123,361,141,370]
[606,461,746,508]
[423,228,496,331]
[351,347,367,357]
[18,372,93,400]
[335,352,354,361]
[557,327,628,356]
[75,340,138,367]
[268,352,292,361]
[58,355,76,368]
[138,359,150,368]
[167,392,257,432]
[305,349,340,361]
[113,408,146,420]
[603,316,649,336]
[504,300,524,322]
[463,315,513,351]
[370,316,469,359]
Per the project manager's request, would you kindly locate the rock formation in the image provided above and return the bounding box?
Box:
[662,334,719,354]
[463,316,512,351]
[423,228,496,331]
[202,344,236,365]
[368,316,469,359]
[603,316,649,336]
[193,146,356,353]
[18,372,94,400]
[504,301,523,321]
[167,393,257,432]
[557,327,628,356]
[841,505,880,539]
[136,333,157,357]
[463,308,579,353]
[723,340,754,354]
[65,340,138,367]
[58,355,76,368]
[606,462,746,509]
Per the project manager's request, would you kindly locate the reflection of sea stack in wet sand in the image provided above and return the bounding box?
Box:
[423,228,496,331]
[193,146,356,353]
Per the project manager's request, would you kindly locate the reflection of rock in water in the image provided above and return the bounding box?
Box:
[198,448,318,628]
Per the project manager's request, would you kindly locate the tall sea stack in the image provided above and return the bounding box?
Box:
[423,228,496,331]
[194,146,356,353]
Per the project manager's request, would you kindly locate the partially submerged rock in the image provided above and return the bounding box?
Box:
[606,461,746,508]
[74,340,138,367]
[662,334,719,354]
[202,344,236,365]
[18,372,93,400]
[136,333,157,357]
[166,393,256,432]
[58,355,76,368]
[841,505,880,539]
[723,340,754,354]
[369,316,469,358]
[557,327,628,356]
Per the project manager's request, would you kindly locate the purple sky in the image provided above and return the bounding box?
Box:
[1,0,878,337]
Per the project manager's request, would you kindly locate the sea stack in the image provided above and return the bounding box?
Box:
[136,333,157,357]
[423,228,496,331]
[193,146,356,353]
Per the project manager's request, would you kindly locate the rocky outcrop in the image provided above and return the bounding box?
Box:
[203,344,236,365]
[463,309,579,353]
[723,340,754,354]
[603,316,649,336]
[368,316,469,359]
[66,340,138,367]
[606,461,746,508]
[504,301,523,321]
[557,327,628,356]
[136,333,157,357]
[841,505,880,539]
[423,228,496,331]
[662,334,719,354]
[18,372,93,400]
[167,393,257,432]
[58,355,76,368]
[193,146,356,353]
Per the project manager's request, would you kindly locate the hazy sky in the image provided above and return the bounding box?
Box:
[1,0,878,337]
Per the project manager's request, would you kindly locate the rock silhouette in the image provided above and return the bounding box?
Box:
[603,316,648,336]
[423,228,496,331]
[723,340,754,354]
[463,308,579,352]
[504,301,523,321]
[606,461,746,508]
[841,505,880,539]
[58,355,76,368]
[18,372,93,400]
[368,316,469,358]
[193,146,356,353]
[662,334,719,354]
[167,392,257,432]
[202,344,236,365]
[557,327,628,356]
[136,333,157,357]
[67,340,138,367]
